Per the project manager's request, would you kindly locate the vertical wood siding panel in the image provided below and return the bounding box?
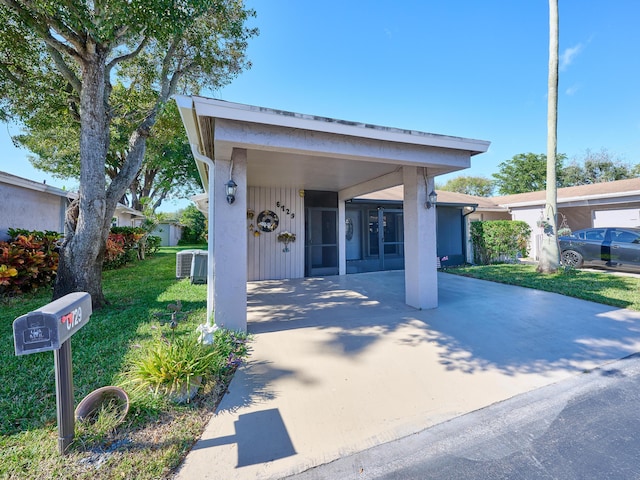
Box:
[247,187,252,281]
[260,187,267,281]
[247,186,306,281]
[268,187,276,280]
[249,187,258,281]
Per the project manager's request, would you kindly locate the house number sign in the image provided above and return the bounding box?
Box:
[276,201,295,219]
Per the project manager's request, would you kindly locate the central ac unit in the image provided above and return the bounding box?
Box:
[176,250,202,278]
[190,251,208,284]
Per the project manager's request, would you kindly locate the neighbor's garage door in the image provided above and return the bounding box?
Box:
[593,208,640,228]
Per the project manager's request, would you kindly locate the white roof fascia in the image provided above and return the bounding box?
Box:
[174,95,210,189]
[475,207,510,212]
[191,96,491,156]
[115,204,145,218]
[0,170,74,198]
[500,190,640,209]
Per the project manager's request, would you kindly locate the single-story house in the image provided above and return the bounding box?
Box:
[490,178,640,260]
[0,170,145,241]
[176,96,490,331]
[111,204,146,228]
[1,171,71,240]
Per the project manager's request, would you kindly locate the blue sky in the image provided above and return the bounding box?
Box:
[1,1,639,211]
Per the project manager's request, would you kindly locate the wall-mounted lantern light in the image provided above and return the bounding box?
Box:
[425,190,438,209]
[225,179,237,205]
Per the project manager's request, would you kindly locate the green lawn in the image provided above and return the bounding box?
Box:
[446,264,640,311]
[0,246,239,479]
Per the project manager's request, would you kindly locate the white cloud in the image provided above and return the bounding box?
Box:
[565,84,581,96]
[560,43,583,70]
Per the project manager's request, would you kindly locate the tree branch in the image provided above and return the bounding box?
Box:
[106,36,148,72]
[159,38,179,100]
[2,0,85,59]
[45,45,82,93]
[0,62,23,85]
[105,109,158,214]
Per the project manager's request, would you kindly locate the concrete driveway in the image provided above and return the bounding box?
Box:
[174,271,640,480]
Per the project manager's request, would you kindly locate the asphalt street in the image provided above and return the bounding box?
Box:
[287,353,640,480]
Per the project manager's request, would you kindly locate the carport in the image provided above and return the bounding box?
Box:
[175,96,490,331]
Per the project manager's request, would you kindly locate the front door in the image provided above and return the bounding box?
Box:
[305,207,339,276]
[368,208,404,271]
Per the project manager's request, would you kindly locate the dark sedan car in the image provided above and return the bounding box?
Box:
[559,227,640,272]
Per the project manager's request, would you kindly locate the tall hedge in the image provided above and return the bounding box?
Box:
[470,220,531,265]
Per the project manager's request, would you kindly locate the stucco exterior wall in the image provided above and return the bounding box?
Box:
[509,207,544,260]
[0,181,67,240]
[437,207,465,266]
[247,186,305,281]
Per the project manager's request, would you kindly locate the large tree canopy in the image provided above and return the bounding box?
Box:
[492,152,566,195]
[17,96,201,211]
[0,0,257,306]
[562,148,636,186]
[494,150,638,196]
[438,175,494,197]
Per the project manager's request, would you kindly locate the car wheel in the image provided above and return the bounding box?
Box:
[561,250,584,268]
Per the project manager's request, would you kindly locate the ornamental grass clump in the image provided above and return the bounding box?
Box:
[124,327,250,403]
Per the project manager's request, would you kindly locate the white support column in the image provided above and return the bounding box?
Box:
[338,200,346,275]
[212,148,248,331]
[207,162,215,325]
[403,166,438,309]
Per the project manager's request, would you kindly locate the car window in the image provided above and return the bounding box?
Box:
[585,230,606,241]
[612,230,640,244]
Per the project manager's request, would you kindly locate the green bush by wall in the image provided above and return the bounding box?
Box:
[470,220,531,265]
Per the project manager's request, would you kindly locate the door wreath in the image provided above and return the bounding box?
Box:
[257,210,279,232]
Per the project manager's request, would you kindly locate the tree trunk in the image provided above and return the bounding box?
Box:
[53,48,111,308]
[538,0,560,274]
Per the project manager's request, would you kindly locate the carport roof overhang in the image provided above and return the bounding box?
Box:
[175,96,490,195]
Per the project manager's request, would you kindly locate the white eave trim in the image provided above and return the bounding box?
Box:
[475,207,510,212]
[115,204,146,218]
[189,96,491,156]
[499,190,640,208]
[0,171,73,198]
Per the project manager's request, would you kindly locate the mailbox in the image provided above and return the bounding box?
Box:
[13,292,92,355]
[13,292,92,454]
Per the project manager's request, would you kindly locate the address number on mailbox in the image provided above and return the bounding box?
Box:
[13,292,92,356]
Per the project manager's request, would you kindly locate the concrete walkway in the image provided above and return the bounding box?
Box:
[174,271,640,479]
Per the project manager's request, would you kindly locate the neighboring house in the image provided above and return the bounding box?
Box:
[491,178,640,260]
[1,170,145,240]
[0,171,71,240]
[112,204,146,228]
[151,221,183,246]
[177,96,490,330]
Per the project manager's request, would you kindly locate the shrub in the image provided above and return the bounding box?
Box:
[179,205,206,244]
[0,229,62,295]
[110,226,145,250]
[124,327,250,403]
[103,227,145,270]
[470,220,531,265]
[145,235,162,256]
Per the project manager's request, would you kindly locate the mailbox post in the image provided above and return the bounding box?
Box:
[13,292,92,454]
